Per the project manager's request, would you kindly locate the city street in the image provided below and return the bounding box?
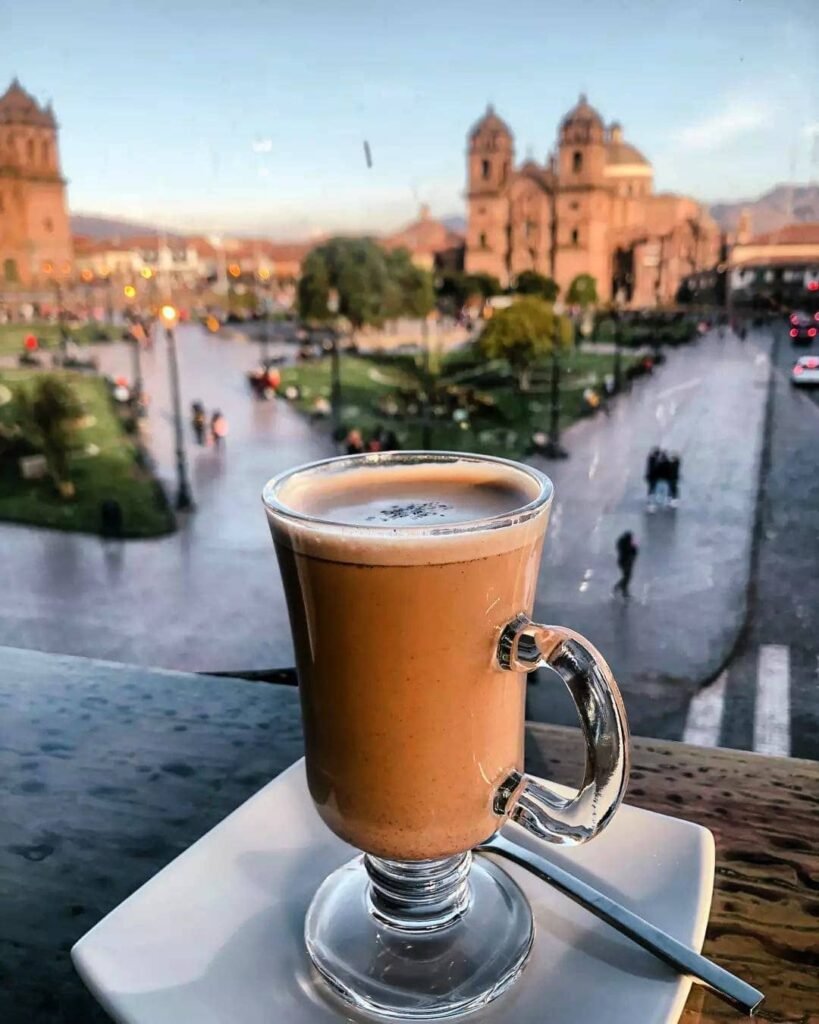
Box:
[686,326,819,762]
[527,330,771,741]
[1,324,816,758]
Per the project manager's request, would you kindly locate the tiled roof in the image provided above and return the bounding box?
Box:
[749,223,819,246]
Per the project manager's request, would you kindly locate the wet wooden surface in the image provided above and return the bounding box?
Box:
[525,726,819,1024]
[2,645,817,1023]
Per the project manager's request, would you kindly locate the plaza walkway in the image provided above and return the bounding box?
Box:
[0,328,771,746]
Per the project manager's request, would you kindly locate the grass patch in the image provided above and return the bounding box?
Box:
[0,370,174,537]
[278,346,638,457]
[0,321,124,357]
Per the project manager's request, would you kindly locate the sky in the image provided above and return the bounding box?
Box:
[3,0,817,238]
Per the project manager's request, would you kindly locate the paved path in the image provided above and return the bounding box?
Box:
[0,329,773,751]
[527,330,772,741]
[0,326,334,671]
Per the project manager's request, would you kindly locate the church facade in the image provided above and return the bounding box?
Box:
[465,95,719,306]
[0,79,72,287]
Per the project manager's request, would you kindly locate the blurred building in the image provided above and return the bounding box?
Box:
[0,79,72,287]
[728,222,819,309]
[381,204,465,273]
[465,95,719,306]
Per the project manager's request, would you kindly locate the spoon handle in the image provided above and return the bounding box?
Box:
[477,832,764,1016]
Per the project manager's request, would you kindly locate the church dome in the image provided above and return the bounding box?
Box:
[606,140,650,166]
[560,93,605,137]
[469,103,512,143]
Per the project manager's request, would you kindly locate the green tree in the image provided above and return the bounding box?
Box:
[16,375,83,496]
[513,270,560,302]
[467,272,503,299]
[566,273,598,308]
[478,297,572,391]
[297,248,332,322]
[298,237,401,332]
[435,271,503,314]
[384,248,436,320]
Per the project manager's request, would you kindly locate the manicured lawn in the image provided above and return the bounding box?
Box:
[0,370,174,537]
[277,346,638,457]
[0,321,124,357]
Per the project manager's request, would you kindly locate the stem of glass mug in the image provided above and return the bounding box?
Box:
[365,853,473,932]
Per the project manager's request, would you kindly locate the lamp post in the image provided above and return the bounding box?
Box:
[542,318,568,459]
[612,310,623,393]
[130,322,144,402]
[327,291,342,438]
[159,304,194,511]
[420,317,433,450]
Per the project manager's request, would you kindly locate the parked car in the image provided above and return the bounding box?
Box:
[791,354,819,387]
[788,311,817,344]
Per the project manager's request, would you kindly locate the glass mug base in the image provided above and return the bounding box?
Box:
[305,852,534,1019]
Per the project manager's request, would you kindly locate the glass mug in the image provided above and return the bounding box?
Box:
[263,451,629,1019]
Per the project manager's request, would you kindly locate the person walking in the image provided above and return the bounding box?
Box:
[191,401,206,446]
[645,448,661,506]
[210,410,228,450]
[613,531,639,600]
[667,453,681,506]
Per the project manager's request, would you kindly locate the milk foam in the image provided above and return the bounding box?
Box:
[267,458,551,566]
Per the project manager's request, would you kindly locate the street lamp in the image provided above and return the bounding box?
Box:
[159,304,194,511]
[420,317,433,450]
[326,291,342,437]
[612,310,623,393]
[542,317,569,459]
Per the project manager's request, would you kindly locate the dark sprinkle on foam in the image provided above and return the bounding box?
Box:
[366,502,452,522]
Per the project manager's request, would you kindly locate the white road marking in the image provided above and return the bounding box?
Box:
[656,377,703,400]
[683,671,727,748]
[754,645,791,757]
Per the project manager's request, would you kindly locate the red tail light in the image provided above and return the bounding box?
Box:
[794,365,804,375]
[810,328,817,337]
[790,328,798,337]
[791,315,799,324]
[806,358,819,368]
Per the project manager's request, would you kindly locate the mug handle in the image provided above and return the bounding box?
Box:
[494,614,630,846]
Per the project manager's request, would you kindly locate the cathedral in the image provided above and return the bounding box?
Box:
[465,95,719,306]
[0,79,72,287]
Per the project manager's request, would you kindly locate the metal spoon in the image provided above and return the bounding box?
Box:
[477,832,764,1016]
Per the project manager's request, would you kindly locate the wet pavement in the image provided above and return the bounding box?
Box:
[1,328,773,746]
[527,330,772,741]
[715,326,819,761]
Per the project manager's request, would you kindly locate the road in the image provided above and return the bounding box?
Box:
[526,329,771,742]
[682,325,819,761]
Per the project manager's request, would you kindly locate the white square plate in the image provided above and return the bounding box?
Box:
[72,759,714,1024]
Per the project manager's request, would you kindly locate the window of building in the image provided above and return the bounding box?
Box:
[569,200,579,210]
[3,258,19,283]
[572,150,582,173]
[44,216,54,233]
[481,159,490,180]
[626,183,633,197]
[479,232,487,249]
[570,228,579,245]
[0,192,4,213]
[42,140,50,164]
[26,138,35,162]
